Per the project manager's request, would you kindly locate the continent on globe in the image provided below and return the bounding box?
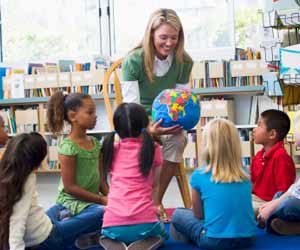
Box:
[151,88,201,130]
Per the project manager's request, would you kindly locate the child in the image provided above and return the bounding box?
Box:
[171,118,256,249]
[0,132,106,250]
[46,92,108,236]
[257,108,300,235]
[257,182,300,235]
[100,103,167,250]
[251,109,296,213]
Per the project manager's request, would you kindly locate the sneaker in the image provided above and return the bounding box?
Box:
[271,218,300,235]
[127,236,163,250]
[99,236,127,250]
[169,223,189,243]
[75,231,101,249]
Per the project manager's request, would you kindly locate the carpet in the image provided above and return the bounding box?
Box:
[72,223,300,250]
[70,208,300,249]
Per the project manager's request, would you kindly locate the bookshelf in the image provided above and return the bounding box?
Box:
[0,93,113,173]
[190,58,269,171]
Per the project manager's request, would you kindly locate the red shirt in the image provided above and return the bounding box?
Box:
[251,141,296,201]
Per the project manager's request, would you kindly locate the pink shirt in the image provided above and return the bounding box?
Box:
[103,138,162,227]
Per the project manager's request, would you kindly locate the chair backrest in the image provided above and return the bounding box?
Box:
[102,58,123,130]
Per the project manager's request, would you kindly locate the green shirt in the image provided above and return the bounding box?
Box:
[122,48,193,113]
[56,137,101,215]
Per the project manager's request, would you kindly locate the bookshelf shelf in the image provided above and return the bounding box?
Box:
[193,86,265,96]
[37,169,61,174]
[0,94,115,106]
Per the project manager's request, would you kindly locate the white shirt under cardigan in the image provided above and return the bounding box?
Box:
[121,53,190,103]
[9,173,52,250]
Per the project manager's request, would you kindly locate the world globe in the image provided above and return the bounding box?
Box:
[151,88,201,130]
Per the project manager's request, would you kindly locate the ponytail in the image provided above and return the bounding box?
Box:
[139,129,155,177]
[102,131,116,178]
[47,91,66,133]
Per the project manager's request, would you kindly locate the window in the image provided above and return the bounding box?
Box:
[1,0,101,63]
[110,0,235,60]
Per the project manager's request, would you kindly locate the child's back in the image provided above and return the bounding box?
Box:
[100,103,167,249]
[103,138,162,227]
[171,118,256,250]
[190,168,255,238]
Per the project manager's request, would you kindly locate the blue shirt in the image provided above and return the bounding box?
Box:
[190,168,256,238]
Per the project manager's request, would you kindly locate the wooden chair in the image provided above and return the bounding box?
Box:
[102,58,192,209]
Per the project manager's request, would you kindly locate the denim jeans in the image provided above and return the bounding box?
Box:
[266,192,300,233]
[27,204,104,250]
[171,208,255,250]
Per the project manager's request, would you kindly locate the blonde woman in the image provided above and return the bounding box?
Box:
[171,119,256,249]
[121,8,193,221]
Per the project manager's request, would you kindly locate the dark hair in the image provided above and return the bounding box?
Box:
[102,103,155,178]
[47,91,92,133]
[261,109,290,141]
[0,132,47,249]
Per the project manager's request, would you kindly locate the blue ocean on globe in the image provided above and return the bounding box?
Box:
[151,88,201,130]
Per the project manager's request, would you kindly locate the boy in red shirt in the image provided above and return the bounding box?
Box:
[251,109,296,214]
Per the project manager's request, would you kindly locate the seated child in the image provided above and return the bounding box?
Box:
[257,182,300,235]
[251,109,295,213]
[99,103,167,250]
[171,119,256,250]
[46,92,108,245]
[257,108,300,235]
[0,133,105,250]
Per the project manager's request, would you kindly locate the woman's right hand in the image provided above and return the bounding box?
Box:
[149,119,182,136]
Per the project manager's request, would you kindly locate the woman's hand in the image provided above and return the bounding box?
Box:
[148,119,182,136]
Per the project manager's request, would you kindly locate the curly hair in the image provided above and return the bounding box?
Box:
[47,91,91,133]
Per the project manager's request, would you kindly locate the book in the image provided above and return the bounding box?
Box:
[59,60,75,72]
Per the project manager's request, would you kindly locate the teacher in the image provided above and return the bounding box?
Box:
[121,8,193,221]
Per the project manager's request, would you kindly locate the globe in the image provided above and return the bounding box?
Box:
[151,88,201,130]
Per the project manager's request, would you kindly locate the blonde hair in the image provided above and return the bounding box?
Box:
[200,118,248,183]
[134,8,192,82]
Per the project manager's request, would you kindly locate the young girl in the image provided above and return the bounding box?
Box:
[46,92,108,237]
[0,132,105,250]
[99,103,167,250]
[171,119,256,249]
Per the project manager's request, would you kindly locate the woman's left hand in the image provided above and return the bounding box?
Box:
[148,119,182,136]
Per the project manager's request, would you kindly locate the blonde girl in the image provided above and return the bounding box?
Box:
[171,119,256,249]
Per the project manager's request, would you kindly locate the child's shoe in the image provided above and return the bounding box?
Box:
[75,231,101,249]
[127,236,163,250]
[271,218,300,235]
[99,236,127,250]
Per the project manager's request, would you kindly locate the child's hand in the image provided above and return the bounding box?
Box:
[100,196,108,205]
[257,200,276,222]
